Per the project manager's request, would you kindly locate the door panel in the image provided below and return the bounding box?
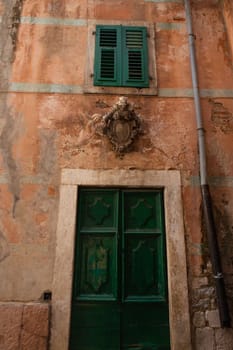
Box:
[78,235,118,299]
[122,191,166,302]
[70,188,170,350]
[69,303,120,350]
[124,236,162,299]
[79,189,119,230]
[122,303,170,349]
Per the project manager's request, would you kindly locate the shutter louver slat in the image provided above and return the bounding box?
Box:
[97,27,118,83]
[128,51,142,80]
[126,31,143,49]
[100,29,117,47]
[100,50,115,79]
[126,30,143,81]
[100,29,116,80]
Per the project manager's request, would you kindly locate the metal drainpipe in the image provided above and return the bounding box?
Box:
[184,0,231,327]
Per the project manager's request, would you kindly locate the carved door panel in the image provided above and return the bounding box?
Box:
[69,189,170,350]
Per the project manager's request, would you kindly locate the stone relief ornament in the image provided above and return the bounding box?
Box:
[101,97,142,156]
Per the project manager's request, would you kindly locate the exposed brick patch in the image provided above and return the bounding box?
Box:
[0,230,10,262]
[10,0,25,58]
[192,285,216,312]
[210,101,233,133]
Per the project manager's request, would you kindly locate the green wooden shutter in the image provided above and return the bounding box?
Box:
[122,27,149,87]
[94,25,149,88]
[94,26,121,86]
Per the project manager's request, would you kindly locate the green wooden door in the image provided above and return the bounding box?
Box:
[69,189,170,350]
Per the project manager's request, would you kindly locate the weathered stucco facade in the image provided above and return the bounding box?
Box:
[0,0,233,349]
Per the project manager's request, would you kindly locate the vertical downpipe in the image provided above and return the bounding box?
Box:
[184,0,231,327]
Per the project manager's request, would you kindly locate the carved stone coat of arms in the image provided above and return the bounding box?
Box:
[102,97,142,156]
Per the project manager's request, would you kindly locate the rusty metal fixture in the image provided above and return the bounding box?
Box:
[102,97,142,156]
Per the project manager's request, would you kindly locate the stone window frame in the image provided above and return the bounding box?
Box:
[84,20,158,95]
[50,169,192,350]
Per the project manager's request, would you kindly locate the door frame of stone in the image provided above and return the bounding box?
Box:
[50,169,192,350]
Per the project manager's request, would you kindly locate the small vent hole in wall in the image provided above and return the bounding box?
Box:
[43,291,52,301]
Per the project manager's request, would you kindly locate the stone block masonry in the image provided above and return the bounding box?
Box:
[193,309,233,350]
[0,302,50,350]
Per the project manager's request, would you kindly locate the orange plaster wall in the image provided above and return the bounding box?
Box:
[156,27,192,88]
[193,4,233,89]
[0,1,4,16]
[0,1,233,347]
[11,24,87,86]
[22,0,88,19]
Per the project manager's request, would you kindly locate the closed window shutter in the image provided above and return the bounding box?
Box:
[94,25,149,88]
[122,27,149,87]
[94,26,121,86]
